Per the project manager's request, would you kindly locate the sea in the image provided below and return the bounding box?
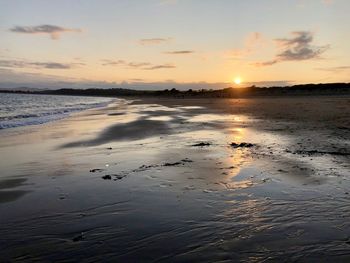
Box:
[0,93,113,129]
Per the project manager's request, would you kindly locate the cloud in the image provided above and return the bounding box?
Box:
[0,70,228,91]
[0,68,82,89]
[226,32,264,60]
[0,69,295,90]
[254,31,329,66]
[128,62,152,68]
[315,66,350,72]
[164,50,194,55]
[102,60,152,68]
[0,59,83,69]
[101,59,175,70]
[9,24,82,40]
[252,60,279,67]
[128,78,145,82]
[143,64,176,70]
[275,31,328,60]
[139,38,172,45]
[101,59,126,66]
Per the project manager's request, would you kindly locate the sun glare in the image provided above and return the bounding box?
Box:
[234,77,242,85]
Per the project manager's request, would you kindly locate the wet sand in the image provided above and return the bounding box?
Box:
[0,96,350,261]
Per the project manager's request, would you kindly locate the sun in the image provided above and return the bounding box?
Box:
[234,77,242,85]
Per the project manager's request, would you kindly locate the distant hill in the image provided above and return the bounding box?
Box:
[1,82,349,98]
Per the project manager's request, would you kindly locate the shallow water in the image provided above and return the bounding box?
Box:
[0,93,112,129]
[0,97,349,261]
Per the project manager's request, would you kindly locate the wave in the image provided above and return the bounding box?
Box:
[0,96,112,130]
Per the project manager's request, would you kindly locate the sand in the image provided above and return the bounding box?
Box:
[0,95,349,261]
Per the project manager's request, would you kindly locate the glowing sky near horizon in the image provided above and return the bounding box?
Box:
[0,0,349,89]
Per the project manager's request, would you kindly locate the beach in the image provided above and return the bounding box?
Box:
[1,95,350,261]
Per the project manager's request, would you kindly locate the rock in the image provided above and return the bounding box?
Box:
[90,168,104,173]
[102,175,112,180]
[163,162,182,166]
[59,194,66,200]
[72,232,84,242]
[161,158,194,167]
[192,142,211,147]
[230,142,254,148]
[134,164,159,172]
[114,174,126,180]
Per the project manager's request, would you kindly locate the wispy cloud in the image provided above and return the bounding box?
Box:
[315,66,350,72]
[253,60,279,67]
[139,38,172,45]
[164,50,195,55]
[9,24,82,40]
[101,60,126,66]
[101,60,151,68]
[101,59,175,70]
[253,31,329,66]
[128,78,145,82]
[226,32,264,60]
[144,64,176,70]
[0,59,83,69]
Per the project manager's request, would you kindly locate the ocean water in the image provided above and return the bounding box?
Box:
[0,93,113,129]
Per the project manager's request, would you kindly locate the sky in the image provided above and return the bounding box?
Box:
[0,0,349,90]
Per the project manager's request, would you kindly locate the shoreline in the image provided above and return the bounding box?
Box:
[0,93,116,131]
[3,93,349,134]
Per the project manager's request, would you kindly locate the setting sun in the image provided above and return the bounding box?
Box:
[234,77,242,85]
